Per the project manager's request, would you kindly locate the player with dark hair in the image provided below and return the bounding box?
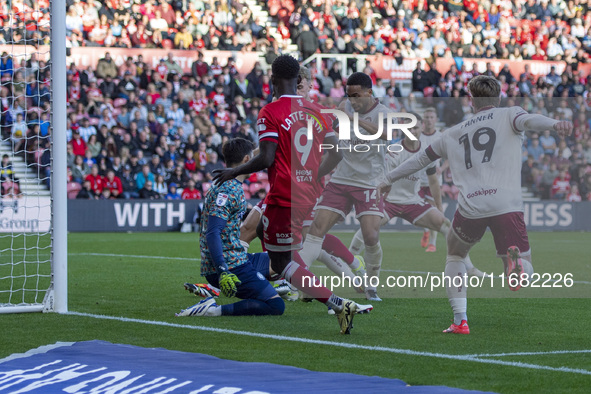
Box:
[299,72,391,302]
[213,56,360,334]
[177,138,285,317]
[239,67,368,300]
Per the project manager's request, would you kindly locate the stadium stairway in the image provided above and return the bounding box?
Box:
[0,141,50,197]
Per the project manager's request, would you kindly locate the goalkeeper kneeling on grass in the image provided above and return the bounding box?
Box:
[176,138,285,317]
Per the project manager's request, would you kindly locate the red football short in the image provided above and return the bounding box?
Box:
[261,204,314,252]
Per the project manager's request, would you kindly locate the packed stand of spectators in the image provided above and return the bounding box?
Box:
[60,0,286,54]
[405,60,591,201]
[271,0,591,65]
[0,49,51,198]
[4,0,591,202]
[267,0,591,200]
[64,51,272,201]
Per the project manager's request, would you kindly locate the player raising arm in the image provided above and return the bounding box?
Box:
[378,76,572,334]
[351,112,484,278]
[177,138,285,317]
[213,56,361,334]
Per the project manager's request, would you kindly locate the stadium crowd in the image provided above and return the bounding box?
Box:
[0,0,590,201]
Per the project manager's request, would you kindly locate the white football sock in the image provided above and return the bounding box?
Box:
[464,254,475,271]
[349,255,361,271]
[349,228,366,255]
[299,234,324,268]
[521,256,534,277]
[364,242,383,291]
[445,255,468,324]
[429,229,438,246]
[317,250,358,289]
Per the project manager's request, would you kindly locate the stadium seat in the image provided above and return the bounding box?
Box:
[249,183,263,194]
[202,182,212,194]
[67,182,82,199]
[113,98,127,108]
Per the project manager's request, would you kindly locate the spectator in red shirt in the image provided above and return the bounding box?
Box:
[70,131,87,157]
[84,164,105,195]
[566,184,582,202]
[184,149,197,173]
[104,169,123,196]
[551,170,571,200]
[181,179,202,200]
[192,52,209,78]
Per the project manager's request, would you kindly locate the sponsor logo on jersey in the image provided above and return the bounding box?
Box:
[216,193,229,206]
[466,188,498,199]
[276,232,293,244]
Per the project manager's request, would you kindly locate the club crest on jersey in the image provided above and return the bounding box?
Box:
[216,193,229,206]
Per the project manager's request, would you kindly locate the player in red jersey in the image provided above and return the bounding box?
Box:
[213,56,359,334]
[235,69,369,304]
[240,68,366,291]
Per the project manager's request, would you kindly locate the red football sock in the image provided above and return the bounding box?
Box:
[282,255,332,303]
[322,234,355,265]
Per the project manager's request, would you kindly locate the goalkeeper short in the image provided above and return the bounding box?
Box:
[205,253,277,301]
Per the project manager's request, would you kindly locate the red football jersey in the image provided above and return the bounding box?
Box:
[181,188,202,200]
[257,95,335,208]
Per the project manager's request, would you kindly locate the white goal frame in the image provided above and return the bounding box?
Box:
[0,0,67,314]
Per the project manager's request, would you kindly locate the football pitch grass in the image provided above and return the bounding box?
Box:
[1,231,590,393]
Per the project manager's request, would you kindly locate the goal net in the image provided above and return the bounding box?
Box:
[0,0,67,313]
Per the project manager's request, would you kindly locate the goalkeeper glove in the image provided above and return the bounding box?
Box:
[219,271,241,298]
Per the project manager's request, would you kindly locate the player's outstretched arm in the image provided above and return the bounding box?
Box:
[212,141,277,185]
[515,114,573,137]
[378,149,436,196]
[317,134,343,180]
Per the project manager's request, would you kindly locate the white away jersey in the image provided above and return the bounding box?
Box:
[329,100,389,188]
[427,106,528,218]
[385,141,436,204]
[419,130,442,187]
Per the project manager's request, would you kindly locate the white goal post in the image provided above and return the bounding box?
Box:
[0,0,67,313]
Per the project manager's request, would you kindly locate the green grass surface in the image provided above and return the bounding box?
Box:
[1,232,590,393]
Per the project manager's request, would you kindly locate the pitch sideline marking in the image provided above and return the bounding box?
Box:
[71,253,200,262]
[66,311,591,376]
[465,350,591,358]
